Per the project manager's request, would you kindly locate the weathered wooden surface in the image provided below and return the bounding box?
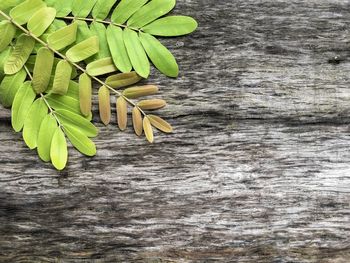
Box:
[1,0,350,262]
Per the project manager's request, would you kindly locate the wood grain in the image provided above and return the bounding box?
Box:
[1,0,350,262]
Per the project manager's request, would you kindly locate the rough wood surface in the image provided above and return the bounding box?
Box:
[1,0,350,262]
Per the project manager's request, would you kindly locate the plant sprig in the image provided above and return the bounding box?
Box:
[0,0,197,170]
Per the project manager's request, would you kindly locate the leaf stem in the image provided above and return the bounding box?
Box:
[63,16,142,32]
[0,10,147,116]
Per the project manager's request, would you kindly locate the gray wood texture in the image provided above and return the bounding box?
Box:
[1,0,350,262]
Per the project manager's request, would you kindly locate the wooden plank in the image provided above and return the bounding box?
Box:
[1,0,350,262]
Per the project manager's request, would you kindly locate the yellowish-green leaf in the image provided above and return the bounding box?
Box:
[64,124,96,156]
[132,107,142,136]
[98,86,111,125]
[0,68,26,107]
[9,0,46,25]
[11,81,36,132]
[106,72,142,89]
[123,85,158,99]
[0,0,22,10]
[137,99,166,110]
[79,73,92,117]
[23,98,48,149]
[111,0,148,24]
[4,34,35,75]
[55,109,98,138]
[148,114,173,133]
[32,47,54,94]
[66,36,99,62]
[86,57,117,76]
[52,60,72,95]
[50,127,67,170]
[90,22,111,59]
[143,116,154,143]
[72,0,97,18]
[45,94,81,114]
[142,16,198,36]
[0,21,16,52]
[75,20,93,44]
[92,0,117,20]
[45,0,72,17]
[27,7,56,37]
[116,96,127,131]
[127,0,175,28]
[139,32,178,77]
[106,25,132,73]
[37,113,57,162]
[123,28,149,78]
[47,22,78,51]
[0,48,11,75]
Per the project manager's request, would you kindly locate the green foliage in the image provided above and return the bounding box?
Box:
[0,0,197,170]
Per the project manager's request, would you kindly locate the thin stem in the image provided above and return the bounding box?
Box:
[0,10,147,116]
[23,64,62,126]
[63,16,142,32]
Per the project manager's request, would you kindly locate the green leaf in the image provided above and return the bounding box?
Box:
[47,22,78,51]
[0,48,11,74]
[92,0,117,20]
[111,0,148,24]
[23,98,48,149]
[106,25,132,73]
[75,20,93,44]
[90,22,111,59]
[66,36,99,62]
[0,0,22,10]
[37,113,57,162]
[32,47,54,94]
[106,72,142,89]
[11,81,36,132]
[79,74,91,117]
[27,7,56,37]
[139,32,178,77]
[64,124,96,156]
[44,0,72,17]
[0,68,26,107]
[4,34,35,75]
[10,0,46,25]
[127,0,176,28]
[72,0,97,18]
[45,94,81,114]
[50,127,67,170]
[86,57,117,76]
[0,21,16,52]
[66,80,79,99]
[55,109,98,138]
[51,60,72,95]
[123,28,149,78]
[142,16,198,36]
